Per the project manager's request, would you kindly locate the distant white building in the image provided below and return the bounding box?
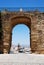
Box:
[10,44,31,54]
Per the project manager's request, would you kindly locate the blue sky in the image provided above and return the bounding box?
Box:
[0,0,44,47]
[0,0,44,12]
[0,0,44,7]
[12,24,30,47]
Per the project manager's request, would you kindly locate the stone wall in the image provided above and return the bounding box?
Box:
[0,10,44,54]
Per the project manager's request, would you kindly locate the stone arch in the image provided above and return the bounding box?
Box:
[9,16,31,53]
[3,15,31,53]
[10,16,31,29]
[1,11,44,54]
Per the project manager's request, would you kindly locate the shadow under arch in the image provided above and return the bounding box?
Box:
[10,16,31,29]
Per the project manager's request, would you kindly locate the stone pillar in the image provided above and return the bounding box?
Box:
[1,11,11,53]
[31,16,38,53]
[2,22,11,53]
[36,19,44,54]
[31,14,44,54]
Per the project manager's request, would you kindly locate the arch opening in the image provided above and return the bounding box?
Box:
[9,16,31,54]
[10,24,31,54]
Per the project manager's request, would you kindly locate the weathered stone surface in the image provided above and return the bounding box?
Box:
[0,10,44,54]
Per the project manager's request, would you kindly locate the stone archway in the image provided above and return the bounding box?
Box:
[1,11,44,54]
[9,16,31,53]
[2,14,32,53]
[10,16,31,53]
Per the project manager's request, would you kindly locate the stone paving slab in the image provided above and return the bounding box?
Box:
[0,62,44,65]
[0,54,44,65]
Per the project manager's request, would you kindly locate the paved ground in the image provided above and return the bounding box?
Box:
[0,53,44,65]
